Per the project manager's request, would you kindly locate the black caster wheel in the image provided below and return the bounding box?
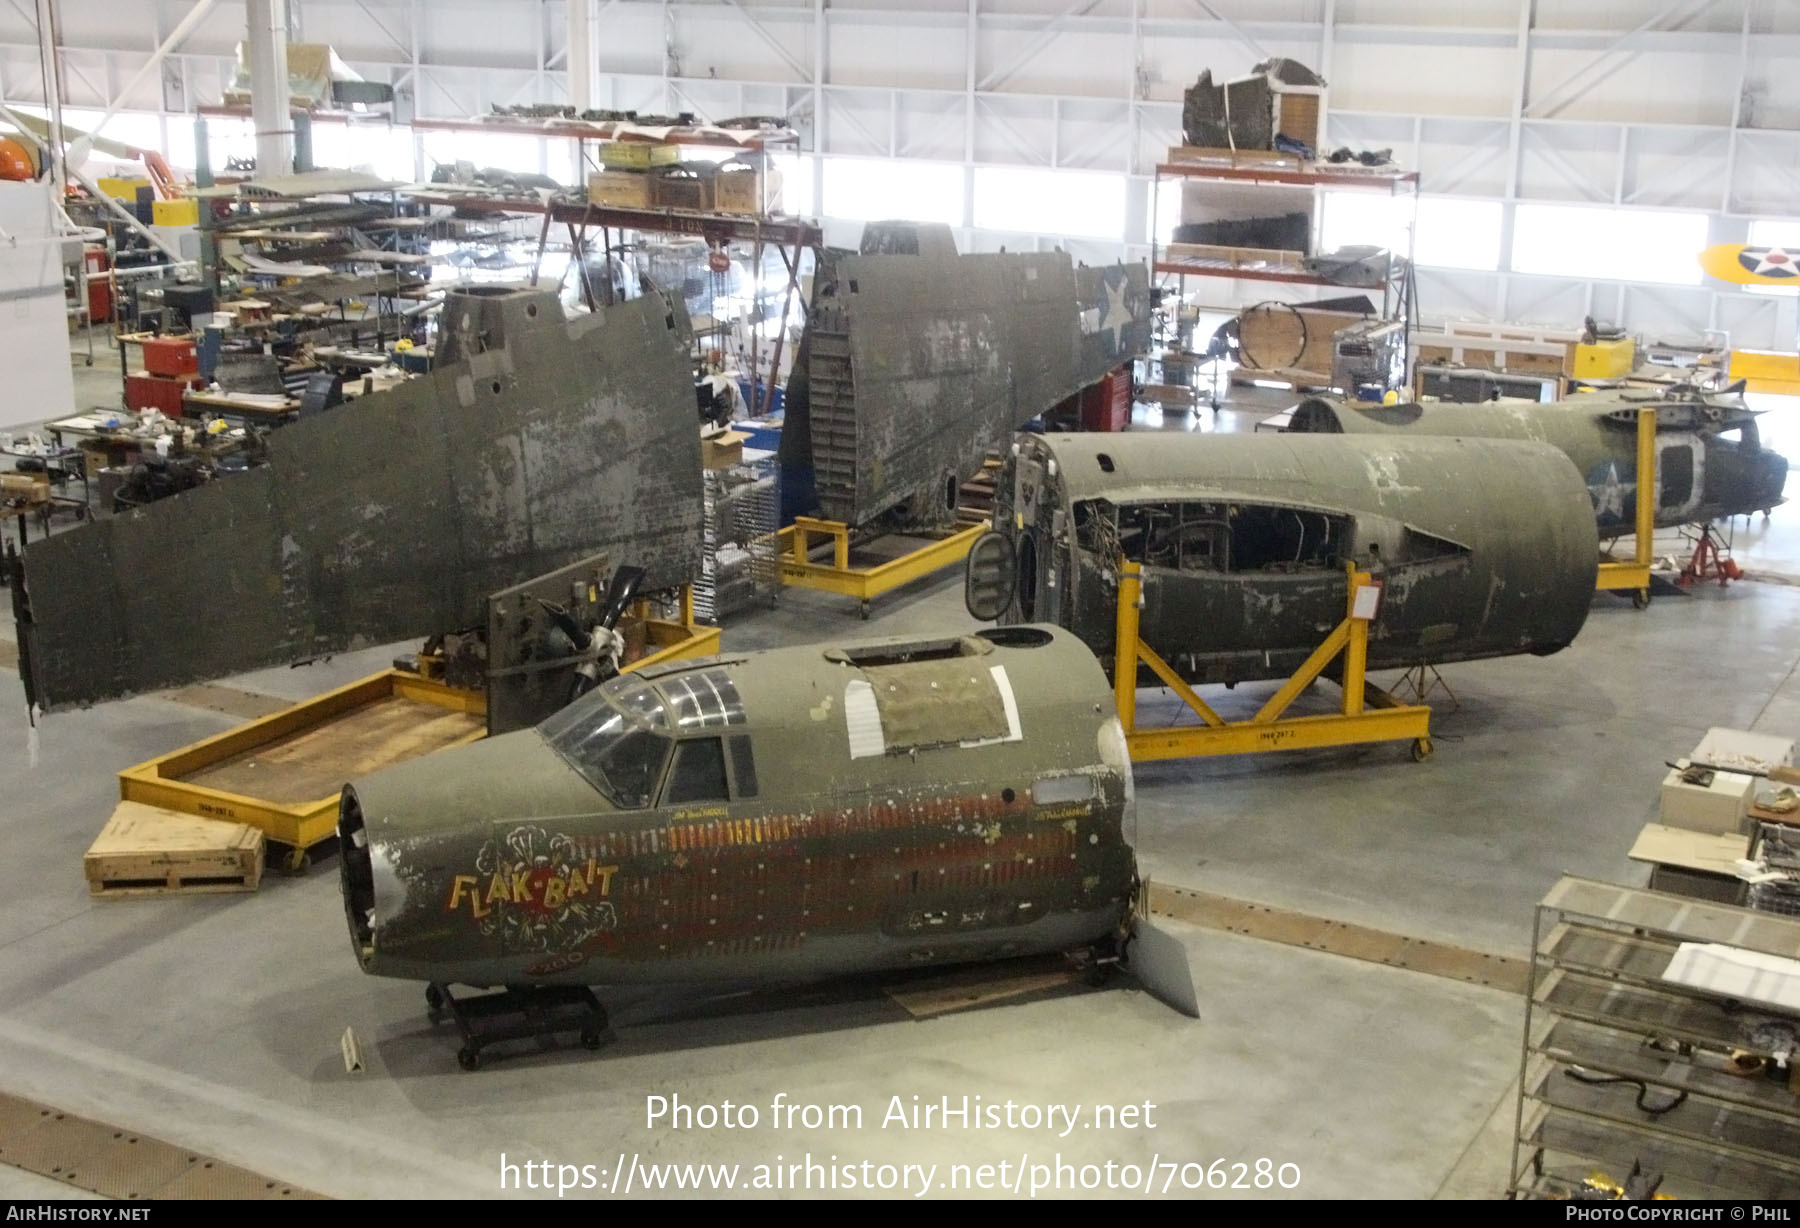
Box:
[580,1028,602,1051]
[425,984,446,1021]
[1632,588,1651,610]
[1410,737,1434,763]
[457,1046,480,1071]
[858,601,871,620]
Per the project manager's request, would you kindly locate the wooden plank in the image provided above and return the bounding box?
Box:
[0,1090,322,1200]
[84,802,263,897]
[181,695,482,805]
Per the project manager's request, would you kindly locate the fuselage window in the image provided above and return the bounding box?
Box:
[1660,445,1695,509]
[728,734,759,798]
[665,737,730,804]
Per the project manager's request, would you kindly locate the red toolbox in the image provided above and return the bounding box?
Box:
[141,336,198,378]
[1078,365,1132,432]
[124,372,190,416]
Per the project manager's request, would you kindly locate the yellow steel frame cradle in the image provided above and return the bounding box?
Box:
[118,592,723,872]
[1593,405,1657,608]
[777,516,988,618]
[1112,559,1435,762]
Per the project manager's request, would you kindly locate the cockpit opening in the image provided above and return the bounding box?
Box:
[540,680,671,808]
[1075,498,1346,573]
[824,636,993,669]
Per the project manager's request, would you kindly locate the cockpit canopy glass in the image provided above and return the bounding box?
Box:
[540,680,671,808]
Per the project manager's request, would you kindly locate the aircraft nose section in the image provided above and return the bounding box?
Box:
[339,784,379,967]
[336,730,607,972]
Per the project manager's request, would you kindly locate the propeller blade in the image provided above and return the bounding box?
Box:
[599,565,647,632]
[1126,916,1199,1019]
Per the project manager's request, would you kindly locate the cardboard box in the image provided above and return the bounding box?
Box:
[701,429,750,469]
[587,170,653,209]
[1,472,49,504]
[1660,767,1756,836]
[1693,727,1795,774]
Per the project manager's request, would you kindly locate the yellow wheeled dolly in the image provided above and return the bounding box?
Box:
[1594,405,1657,609]
[1112,559,1435,762]
[778,516,989,618]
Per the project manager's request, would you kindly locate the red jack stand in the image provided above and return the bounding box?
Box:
[1677,525,1743,589]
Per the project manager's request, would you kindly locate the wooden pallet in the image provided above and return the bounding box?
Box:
[84,802,264,898]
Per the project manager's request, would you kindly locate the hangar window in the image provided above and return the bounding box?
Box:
[665,738,730,805]
[1660,446,1694,509]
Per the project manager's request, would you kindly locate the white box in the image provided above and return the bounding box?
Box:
[1660,768,1756,836]
[1692,727,1795,775]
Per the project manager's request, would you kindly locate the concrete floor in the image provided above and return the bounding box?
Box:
[0,339,1795,1199]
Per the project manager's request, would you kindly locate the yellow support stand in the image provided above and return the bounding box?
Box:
[1113,560,1435,762]
[1594,405,1656,608]
[778,516,988,618]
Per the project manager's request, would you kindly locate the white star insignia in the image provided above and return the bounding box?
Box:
[1754,247,1798,277]
[1100,277,1133,353]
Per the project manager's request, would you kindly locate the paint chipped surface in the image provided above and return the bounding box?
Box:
[17,285,702,710]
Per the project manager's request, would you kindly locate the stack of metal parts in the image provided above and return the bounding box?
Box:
[696,457,779,622]
[1749,822,1800,916]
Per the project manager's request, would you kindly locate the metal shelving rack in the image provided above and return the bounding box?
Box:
[696,456,780,623]
[1149,153,1420,393]
[407,190,820,420]
[1511,876,1800,1200]
[409,116,817,418]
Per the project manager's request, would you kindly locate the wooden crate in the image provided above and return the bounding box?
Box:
[1238,305,1368,375]
[587,170,653,209]
[85,802,264,897]
[651,164,715,212]
[714,158,783,216]
[599,140,677,170]
[1165,241,1308,271]
[1412,320,1581,377]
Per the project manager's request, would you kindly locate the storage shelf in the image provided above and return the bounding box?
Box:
[1510,876,1800,1201]
[1151,258,1368,288]
[410,189,822,249]
[412,115,800,152]
[1153,160,1420,191]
